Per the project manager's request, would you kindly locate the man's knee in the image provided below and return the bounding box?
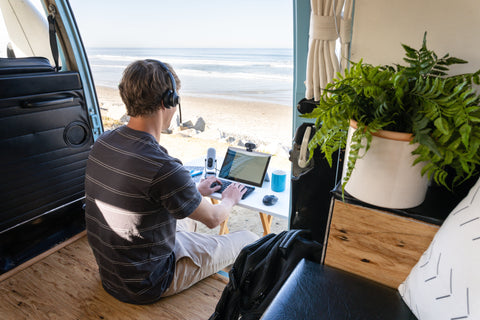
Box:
[230,230,260,246]
[244,230,260,242]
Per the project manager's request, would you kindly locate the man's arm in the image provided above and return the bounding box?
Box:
[189,182,246,229]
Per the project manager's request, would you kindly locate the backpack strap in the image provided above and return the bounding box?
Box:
[278,229,308,258]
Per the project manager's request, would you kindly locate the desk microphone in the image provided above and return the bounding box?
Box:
[205,147,217,177]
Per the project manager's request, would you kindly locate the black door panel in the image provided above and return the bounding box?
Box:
[0,72,92,233]
[0,58,93,271]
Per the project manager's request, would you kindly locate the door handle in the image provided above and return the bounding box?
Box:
[22,97,74,108]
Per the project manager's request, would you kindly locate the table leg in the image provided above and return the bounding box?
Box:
[219,221,229,235]
[259,212,273,236]
[210,198,229,235]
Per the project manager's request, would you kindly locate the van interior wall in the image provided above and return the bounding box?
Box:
[350,0,480,78]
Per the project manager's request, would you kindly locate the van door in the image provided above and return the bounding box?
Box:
[0,0,102,274]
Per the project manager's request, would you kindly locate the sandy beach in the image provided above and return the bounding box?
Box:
[96,85,292,236]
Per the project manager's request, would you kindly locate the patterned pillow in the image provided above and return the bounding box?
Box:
[398,178,480,319]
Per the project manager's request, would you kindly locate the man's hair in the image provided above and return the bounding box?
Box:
[118,59,181,117]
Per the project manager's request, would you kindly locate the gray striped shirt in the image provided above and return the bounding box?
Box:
[85,125,202,304]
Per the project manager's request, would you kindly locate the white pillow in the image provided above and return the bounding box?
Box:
[398,177,480,320]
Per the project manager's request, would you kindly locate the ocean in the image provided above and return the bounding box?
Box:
[86,47,293,106]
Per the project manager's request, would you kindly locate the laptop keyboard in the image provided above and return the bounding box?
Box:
[211,179,255,200]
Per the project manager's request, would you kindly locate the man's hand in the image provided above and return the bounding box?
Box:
[221,182,247,205]
[197,175,222,196]
[190,180,246,229]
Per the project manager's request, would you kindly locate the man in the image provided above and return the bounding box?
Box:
[85,59,259,304]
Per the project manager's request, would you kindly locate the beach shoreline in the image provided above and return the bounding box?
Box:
[97,86,292,145]
[95,85,291,236]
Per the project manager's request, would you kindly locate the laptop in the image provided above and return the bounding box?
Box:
[213,147,272,199]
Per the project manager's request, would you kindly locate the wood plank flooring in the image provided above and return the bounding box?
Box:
[0,234,228,320]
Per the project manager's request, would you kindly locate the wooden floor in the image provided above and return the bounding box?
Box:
[0,234,228,320]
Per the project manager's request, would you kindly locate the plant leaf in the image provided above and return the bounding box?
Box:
[459,123,472,147]
[434,117,450,135]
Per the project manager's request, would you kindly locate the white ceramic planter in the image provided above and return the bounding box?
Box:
[342,122,429,209]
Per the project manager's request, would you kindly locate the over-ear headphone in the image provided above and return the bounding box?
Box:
[151,59,180,109]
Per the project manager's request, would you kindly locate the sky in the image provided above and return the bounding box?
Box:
[0,0,293,55]
[68,0,293,48]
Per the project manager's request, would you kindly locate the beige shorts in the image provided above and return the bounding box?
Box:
[161,218,259,297]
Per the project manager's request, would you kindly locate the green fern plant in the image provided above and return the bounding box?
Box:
[303,33,480,191]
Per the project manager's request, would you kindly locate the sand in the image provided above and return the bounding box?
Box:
[96,85,291,236]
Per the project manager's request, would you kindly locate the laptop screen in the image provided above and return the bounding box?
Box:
[218,147,271,187]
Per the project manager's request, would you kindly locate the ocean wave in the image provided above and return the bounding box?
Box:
[176,68,292,81]
[90,64,128,69]
[90,54,140,62]
[89,55,292,69]
[89,65,292,81]
[168,58,292,69]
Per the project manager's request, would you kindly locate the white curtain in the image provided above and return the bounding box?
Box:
[305,0,353,101]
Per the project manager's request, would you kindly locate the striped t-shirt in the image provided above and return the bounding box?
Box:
[85,125,202,304]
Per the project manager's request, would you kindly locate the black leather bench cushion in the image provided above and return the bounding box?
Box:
[0,57,54,75]
[261,259,416,320]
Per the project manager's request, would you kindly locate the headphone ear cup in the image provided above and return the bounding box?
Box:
[162,90,179,109]
[171,90,179,107]
[162,90,173,109]
[154,60,179,109]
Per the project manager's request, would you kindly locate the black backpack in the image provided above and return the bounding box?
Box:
[209,229,323,320]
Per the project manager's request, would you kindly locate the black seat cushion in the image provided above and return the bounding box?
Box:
[261,259,416,320]
[0,57,54,75]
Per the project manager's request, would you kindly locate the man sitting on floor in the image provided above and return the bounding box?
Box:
[85,59,259,304]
